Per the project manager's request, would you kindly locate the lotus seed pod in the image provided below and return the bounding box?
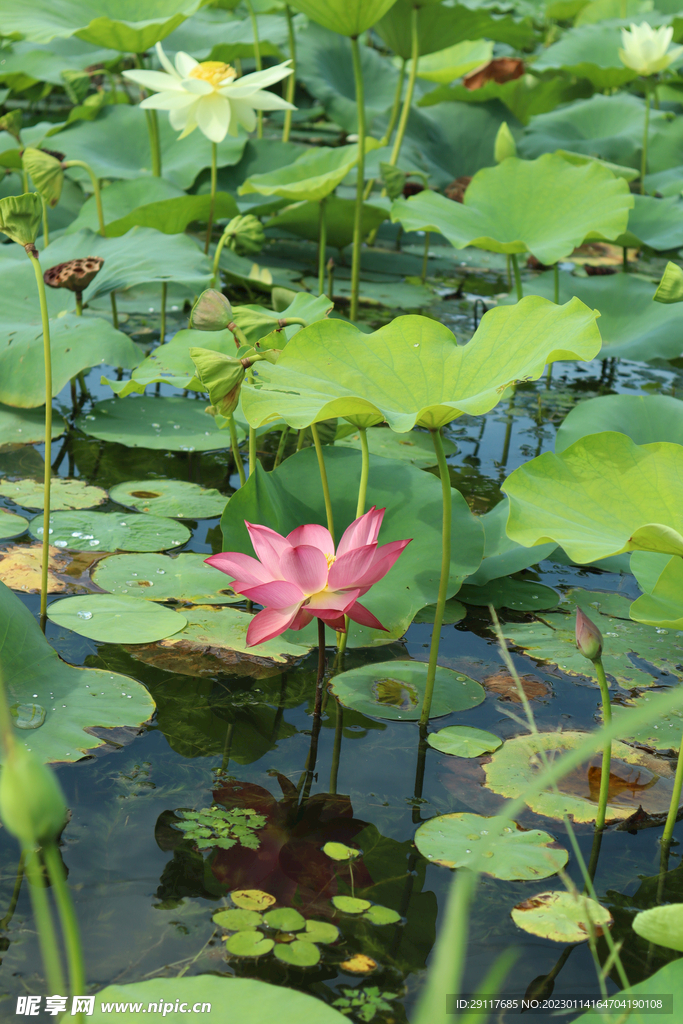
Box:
[223,215,265,256]
[190,289,233,331]
[0,742,67,847]
[575,607,603,663]
[43,256,104,293]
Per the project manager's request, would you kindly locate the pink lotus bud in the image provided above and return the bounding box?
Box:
[575,607,603,662]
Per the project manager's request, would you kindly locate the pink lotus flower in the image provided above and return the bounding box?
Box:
[205,506,411,646]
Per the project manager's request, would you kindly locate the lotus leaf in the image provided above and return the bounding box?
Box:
[633,904,683,951]
[77,397,227,452]
[66,176,183,235]
[92,552,239,604]
[413,41,494,84]
[71,190,239,238]
[0,476,106,510]
[630,550,672,595]
[391,154,632,266]
[418,74,583,128]
[47,593,187,643]
[274,940,320,966]
[288,0,398,39]
[484,731,680,822]
[0,39,119,87]
[630,555,683,628]
[511,891,613,943]
[376,0,537,56]
[0,510,29,540]
[219,447,484,646]
[303,276,431,310]
[610,694,683,754]
[29,510,191,552]
[414,812,568,880]
[465,499,557,586]
[457,578,559,611]
[504,433,683,562]
[109,480,226,519]
[617,194,683,251]
[265,197,388,251]
[0,544,102,595]
[241,299,601,432]
[240,142,373,203]
[427,726,503,758]
[0,404,65,448]
[532,24,638,89]
[412,599,466,624]
[225,930,274,957]
[0,580,155,764]
[213,908,262,930]
[330,661,485,721]
[264,907,305,931]
[556,394,683,452]
[156,606,312,663]
[103,328,238,396]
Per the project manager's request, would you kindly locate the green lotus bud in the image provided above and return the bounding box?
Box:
[222,214,265,256]
[22,148,64,208]
[654,261,683,304]
[0,110,22,143]
[190,289,233,331]
[0,742,67,847]
[190,347,246,418]
[575,607,603,663]
[380,161,407,201]
[0,193,42,247]
[494,122,517,163]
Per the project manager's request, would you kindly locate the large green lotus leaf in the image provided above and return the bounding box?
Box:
[92,552,240,604]
[0,38,118,86]
[240,143,371,203]
[57,105,246,189]
[0,477,106,510]
[335,426,457,467]
[0,404,65,448]
[0,580,155,764]
[502,271,683,361]
[413,40,493,83]
[29,510,191,552]
[66,177,184,235]
[633,904,683,952]
[330,661,485,721]
[77,397,228,452]
[630,554,683,628]
[103,328,237,396]
[418,74,585,128]
[511,891,613,943]
[161,605,311,662]
[391,154,632,265]
[427,725,502,758]
[556,394,683,453]
[519,94,658,169]
[504,433,683,562]
[575,961,683,1023]
[465,499,557,586]
[0,0,201,48]
[484,731,680,822]
[414,812,568,879]
[109,479,226,518]
[301,275,431,310]
[71,190,238,238]
[532,24,638,89]
[457,578,559,611]
[266,197,388,251]
[219,446,484,647]
[503,588,683,690]
[288,0,397,38]
[47,593,187,643]
[630,550,672,595]
[616,194,683,251]
[241,298,602,432]
[0,510,29,539]
[376,0,537,56]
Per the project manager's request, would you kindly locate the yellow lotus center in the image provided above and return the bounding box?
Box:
[325,552,336,569]
[189,61,237,88]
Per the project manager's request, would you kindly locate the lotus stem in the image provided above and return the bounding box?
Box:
[0,851,25,931]
[149,109,162,177]
[421,231,430,284]
[62,161,105,236]
[283,5,296,143]
[41,196,49,247]
[661,724,683,853]
[28,250,52,619]
[594,656,612,833]
[204,142,217,255]
[160,282,167,342]
[228,413,246,486]
[553,262,559,304]
[75,291,83,317]
[310,422,334,542]
[349,35,366,322]
[327,257,334,300]
[329,703,343,794]
[296,428,306,451]
[382,58,407,149]
[245,0,263,138]
[337,424,370,657]
[274,425,289,468]
[420,428,452,727]
[510,253,523,301]
[43,842,85,1003]
[23,848,66,996]
[110,292,119,328]
[388,6,419,168]
[248,427,257,478]
[314,615,326,718]
[318,198,327,296]
[641,80,651,195]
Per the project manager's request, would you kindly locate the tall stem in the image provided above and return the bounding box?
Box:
[28,251,52,619]
[160,282,167,342]
[41,196,49,247]
[274,425,289,468]
[382,59,406,148]
[43,843,85,1001]
[204,142,217,255]
[329,703,343,794]
[228,414,246,486]
[553,262,559,304]
[661,725,683,851]
[317,198,327,296]
[0,851,25,930]
[23,849,66,996]
[421,230,430,284]
[388,6,419,167]
[75,291,83,317]
[63,161,105,235]
[641,81,651,195]
[419,428,452,728]
[594,657,612,833]
[337,425,370,657]
[149,109,162,177]
[349,36,366,322]
[310,423,334,543]
[110,292,119,329]
[246,1,263,138]
[248,427,257,478]
[211,226,230,288]
[283,6,296,143]
[511,252,523,301]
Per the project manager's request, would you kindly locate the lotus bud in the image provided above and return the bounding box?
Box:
[189,289,233,331]
[221,214,265,256]
[380,161,407,201]
[0,742,67,847]
[190,347,246,418]
[0,110,22,143]
[0,193,42,247]
[22,148,64,208]
[494,121,517,163]
[654,261,683,304]
[43,256,104,294]
[575,607,603,662]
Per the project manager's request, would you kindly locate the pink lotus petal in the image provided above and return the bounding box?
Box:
[306,589,360,614]
[246,604,301,645]
[286,523,334,555]
[346,600,388,631]
[204,552,275,587]
[327,543,377,590]
[239,579,304,608]
[280,544,329,595]
[289,607,314,631]
[245,522,291,573]
[354,538,412,589]
[336,506,385,557]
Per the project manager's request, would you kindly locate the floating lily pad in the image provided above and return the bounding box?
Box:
[0,476,106,511]
[0,543,96,595]
[0,509,28,539]
[414,812,568,880]
[0,404,65,448]
[274,940,320,967]
[610,697,683,753]
[363,905,401,925]
[511,891,613,943]
[230,890,276,911]
[0,579,155,764]
[47,594,187,643]
[335,426,457,466]
[29,510,191,552]
[213,909,263,931]
[157,606,311,664]
[412,599,467,625]
[109,479,226,518]
[457,579,559,611]
[77,397,227,452]
[11,702,46,730]
[92,552,240,604]
[264,908,305,932]
[225,931,274,957]
[323,842,360,861]
[304,920,339,944]
[427,726,503,758]
[332,896,371,914]
[330,660,485,721]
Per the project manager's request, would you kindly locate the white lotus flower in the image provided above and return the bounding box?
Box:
[619,22,683,77]
[123,43,294,143]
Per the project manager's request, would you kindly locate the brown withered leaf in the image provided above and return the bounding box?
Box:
[339,954,377,974]
[444,176,472,203]
[0,543,106,594]
[463,57,524,91]
[482,671,550,703]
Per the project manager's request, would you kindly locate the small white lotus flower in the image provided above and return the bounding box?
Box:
[619,22,683,77]
[123,43,295,143]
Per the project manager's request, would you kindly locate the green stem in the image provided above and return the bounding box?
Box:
[318,198,327,296]
[622,245,628,273]
[310,422,334,542]
[349,35,366,323]
[28,251,52,619]
[510,252,523,301]
[149,109,162,177]
[246,1,263,138]
[23,849,66,996]
[327,258,334,300]
[296,427,306,451]
[110,291,119,329]
[204,142,217,255]
[43,842,85,1001]
[553,262,559,304]
[62,161,105,235]
[594,657,612,833]
[75,291,83,316]
[420,429,452,727]
[283,6,296,143]
[381,59,406,148]
[160,281,167,342]
[228,414,246,486]
[248,428,257,478]
[0,851,25,931]
[421,230,430,284]
[329,703,343,795]
[274,425,289,468]
[41,196,49,247]
[337,424,370,657]
[661,724,683,850]
[211,228,230,288]
[388,6,419,167]
[641,81,651,195]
